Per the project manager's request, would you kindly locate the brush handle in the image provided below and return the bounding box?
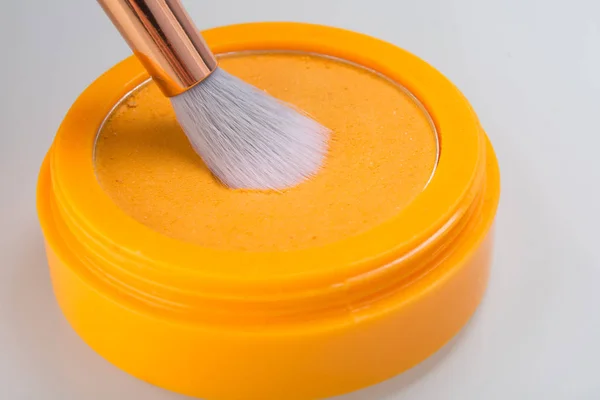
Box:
[97,0,217,97]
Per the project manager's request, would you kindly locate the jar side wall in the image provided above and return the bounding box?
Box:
[39,161,497,400]
[37,107,500,400]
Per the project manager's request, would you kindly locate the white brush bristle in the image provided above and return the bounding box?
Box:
[170,67,331,190]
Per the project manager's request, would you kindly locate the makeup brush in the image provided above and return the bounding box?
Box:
[97,0,330,190]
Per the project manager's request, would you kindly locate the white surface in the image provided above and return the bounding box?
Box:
[1,0,599,399]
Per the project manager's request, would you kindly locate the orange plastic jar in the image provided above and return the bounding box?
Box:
[36,22,500,400]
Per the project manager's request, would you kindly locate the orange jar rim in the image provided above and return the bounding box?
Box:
[48,22,486,319]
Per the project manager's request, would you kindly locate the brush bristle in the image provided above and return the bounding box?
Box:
[170,67,331,190]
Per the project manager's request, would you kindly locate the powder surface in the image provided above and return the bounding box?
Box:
[95,53,437,251]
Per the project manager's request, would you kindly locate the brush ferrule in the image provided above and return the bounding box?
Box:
[97,0,218,97]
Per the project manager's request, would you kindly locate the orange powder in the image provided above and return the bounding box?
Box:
[94,52,438,251]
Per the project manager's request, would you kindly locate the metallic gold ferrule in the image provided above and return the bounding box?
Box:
[97,0,218,97]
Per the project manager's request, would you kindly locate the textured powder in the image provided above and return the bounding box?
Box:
[94,52,438,251]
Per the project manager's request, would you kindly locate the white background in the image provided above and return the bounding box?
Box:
[1,0,599,399]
